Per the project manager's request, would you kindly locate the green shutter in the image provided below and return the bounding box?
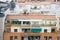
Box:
[31,28,42,33]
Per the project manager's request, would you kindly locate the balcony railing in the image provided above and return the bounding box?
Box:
[5,23,56,27]
[21,24,30,27]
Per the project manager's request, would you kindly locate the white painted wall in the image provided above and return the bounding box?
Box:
[11,27,22,32]
[41,27,51,33]
[11,26,51,33]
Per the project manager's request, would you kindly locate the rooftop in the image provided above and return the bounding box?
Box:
[6,13,56,20]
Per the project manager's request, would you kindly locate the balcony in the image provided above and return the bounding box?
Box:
[21,24,30,27]
[5,23,56,27]
[5,20,56,27]
[41,24,56,26]
[31,24,40,27]
[22,28,42,33]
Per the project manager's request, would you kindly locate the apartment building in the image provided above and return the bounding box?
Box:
[4,12,57,40]
[0,0,60,40]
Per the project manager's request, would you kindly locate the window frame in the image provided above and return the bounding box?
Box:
[44,29,47,33]
[14,29,18,32]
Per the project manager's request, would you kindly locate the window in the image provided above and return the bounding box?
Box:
[22,36,40,40]
[46,20,51,25]
[31,6,37,9]
[32,22,40,27]
[23,21,30,24]
[22,28,30,32]
[40,20,46,26]
[49,36,52,40]
[14,29,17,32]
[18,21,21,24]
[12,20,21,24]
[51,29,55,32]
[34,36,40,40]
[51,20,56,26]
[14,36,18,40]
[10,36,13,40]
[32,21,39,24]
[44,29,47,32]
[40,11,50,14]
[44,36,47,40]
[12,20,18,24]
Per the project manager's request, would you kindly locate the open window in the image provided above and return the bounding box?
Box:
[21,36,40,40]
[51,28,55,33]
[44,36,48,40]
[12,20,21,24]
[10,36,13,40]
[49,36,52,40]
[14,29,18,32]
[23,21,30,24]
[14,36,18,40]
[22,28,30,32]
[44,29,47,33]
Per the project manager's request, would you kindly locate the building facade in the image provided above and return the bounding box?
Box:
[0,0,60,40]
[4,12,57,40]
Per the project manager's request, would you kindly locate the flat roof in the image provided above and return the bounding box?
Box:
[6,13,56,20]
